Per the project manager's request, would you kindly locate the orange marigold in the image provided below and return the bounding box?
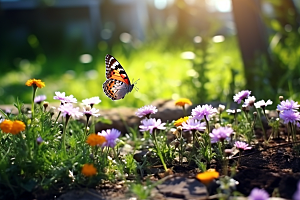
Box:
[196,169,219,185]
[175,98,192,107]
[86,134,106,146]
[174,116,189,127]
[25,78,45,88]
[10,120,26,135]
[0,119,13,133]
[81,164,97,177]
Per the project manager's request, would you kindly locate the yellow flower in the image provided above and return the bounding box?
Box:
[175,98,192,107]
[10,120,26,135]
[196,169,219,185]
[174,116,189,127]
[81,164,97,177]
[86,134,106,146]
[0,120,13,133]
[25,78,45,88]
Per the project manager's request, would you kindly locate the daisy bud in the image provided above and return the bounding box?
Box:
[279,96,284,102]
[43,101,49,111]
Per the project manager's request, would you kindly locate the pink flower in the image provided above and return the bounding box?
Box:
[98,128,121,148]
[182,119,206,132]
[254,99,273,108]
[83,107,100,117]
[279,110,300,124]
[248,188,269,200]
[209,127,233,143]
[82,97,101,107]
[277,99,300,111]
[58,103,83,119]
[192,104,217,121]
[34,95,47,104]
[234,141,251,151]
[54,91,77,104]
[233,90,251,104]
[139,118,166,134]
[135,105,158,118]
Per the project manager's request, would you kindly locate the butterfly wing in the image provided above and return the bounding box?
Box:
[103,54,134,100]
[105,54,131,85]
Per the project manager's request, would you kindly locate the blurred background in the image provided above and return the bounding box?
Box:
[0,0,300,109]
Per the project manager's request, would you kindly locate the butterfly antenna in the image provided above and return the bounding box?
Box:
[132,78,140,91]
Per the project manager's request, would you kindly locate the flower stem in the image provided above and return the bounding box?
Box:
[152,130,168,171]
[31,86,37,118]
[255,108,267,143]
[61,115,70,152]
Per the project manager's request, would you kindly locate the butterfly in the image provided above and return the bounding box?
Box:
[102,54,135,100]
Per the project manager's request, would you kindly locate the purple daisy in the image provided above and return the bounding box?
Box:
[139,118,166,134]
[277,99,300,111]
[233,90,251,104]
[34,95,47,104]
[243,96,256,107]
[191,104,217,121]
[279,110,300,124]
[209,127,233,143]
[53,91,77,104]
[234,141,252,151]
[58,103,83,119]
[248,188,269,200]
[135,105,158,118]
[182,119,206,132]
[36,136,43,145]
[98,128,121,148]
[82,97,101,107]
[254,99,273,109]
[83,106,100,117]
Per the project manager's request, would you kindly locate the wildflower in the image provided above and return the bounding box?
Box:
[243,96,256,107]
[209,127,233,143]
[135,105,157,118]
[10,120,26,135]
[196,169,219,185]
[248,188,269,200]
[139,118,166,134]
[174,116,189,127]
[233,90,251,104]
[86,134,106,146]
[226,109,241,114]
[25,78,45,88]
[175,98,192,107]
[0,119,13,133]
[277,99,300,112]
[54,91,77,104]
[81,164,97,177]
[254,99,273,109]
[98,128,121,148]
[218,104,226,113]
[82,97,101,108]
[293,181,300,200]
[182,119,206,132]
[34,95,47,104]
[37,136,43,145]
[58,103,83,119]
[83,106,100,118]
[279,110,300,124]
[234,141,252,151]
[191,104,217,121]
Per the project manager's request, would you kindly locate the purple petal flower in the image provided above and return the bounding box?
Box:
[293,181,300,200]
[139,118,166,134]
[98,128,121,148]
[279,110,300,124]
[34,95,47,104]
[53,91,77,104]
[82,97,101,107]
[135,105,158,118]
[234,141,252,151]
[191,104,218,121]
[233,90,251,104]
[243,96,256,107]
[58,103,83,119]
[248,188,269,200]
[254,99,273,108]
[182,119,206,132]
[83,106,100,117]
[209,127,233,143]
[277,99,300,112]
[37,136,43,145]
